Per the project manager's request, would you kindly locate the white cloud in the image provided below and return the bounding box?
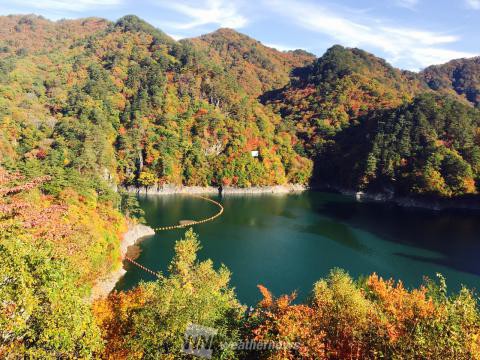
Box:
[466,0,480,9]
[267,0,476,70]
[380,27,458,46]
[264,43,297,52]
[158,0,247,30]
[166,33,185,41]
[395,0,419,9]
[10,0,122,12]
[407,47,475,67]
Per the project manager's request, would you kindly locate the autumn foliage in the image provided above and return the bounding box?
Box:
[92,288,150,359]
[245,270,480,359]
[92,236,480,360]
[1,12,480,359]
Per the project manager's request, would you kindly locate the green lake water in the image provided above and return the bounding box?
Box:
[116,192,480,305]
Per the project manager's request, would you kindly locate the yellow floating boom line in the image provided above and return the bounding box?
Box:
[125,195,224,277]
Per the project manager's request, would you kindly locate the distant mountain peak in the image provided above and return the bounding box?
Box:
[0,14,109,56]
[187,27,316,96]
[114,15,174,44]
[421,56,480,106]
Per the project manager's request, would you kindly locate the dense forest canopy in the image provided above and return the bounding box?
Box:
[0,14,479,198]
[421,56,480,107]
[1,13,480,358]
[0,14,314,190]
[188,28,316,97]
[263,45,480,198]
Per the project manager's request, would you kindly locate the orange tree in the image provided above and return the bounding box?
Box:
[245,269,480,360]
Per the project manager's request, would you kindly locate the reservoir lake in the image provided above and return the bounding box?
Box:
[117,192,480,305]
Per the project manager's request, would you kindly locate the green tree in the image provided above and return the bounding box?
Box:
[0,230,103,358]
[124,229,243,359]
[119,189,145,221]
[137,170,157,190]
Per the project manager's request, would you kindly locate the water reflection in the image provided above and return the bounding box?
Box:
[310,192,480,277]
[118,192,480,304]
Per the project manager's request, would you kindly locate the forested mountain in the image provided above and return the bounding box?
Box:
[263,45,480,197]
[0,15,313,190]
[422,57,480,107]
[1,14,479,198]
[0,14,108,56]
[263,45,426,156]
[1,14,480,358]
[315,93,480,196]
[187,28,315,97]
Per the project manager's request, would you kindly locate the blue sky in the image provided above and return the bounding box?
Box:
[0,0,478,70]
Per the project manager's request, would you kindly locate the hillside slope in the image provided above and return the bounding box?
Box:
[0,15,313,190]
[262,45,480,197]
[422,57,480,107]
[0,15,478,198]
[187,28,315,97]
[263,45,427,155]
[0,14,108,56]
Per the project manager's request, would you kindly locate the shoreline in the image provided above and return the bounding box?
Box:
[89,223,155,301]
[124,184,308,195]
[222,184,307,195]
[325,186,480,211]
[124,184,479,210]
[89,184,479,301]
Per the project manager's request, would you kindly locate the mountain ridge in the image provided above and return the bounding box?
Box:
[0,14,478,199]
[421,56,480,106]
[185,27,316,97]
